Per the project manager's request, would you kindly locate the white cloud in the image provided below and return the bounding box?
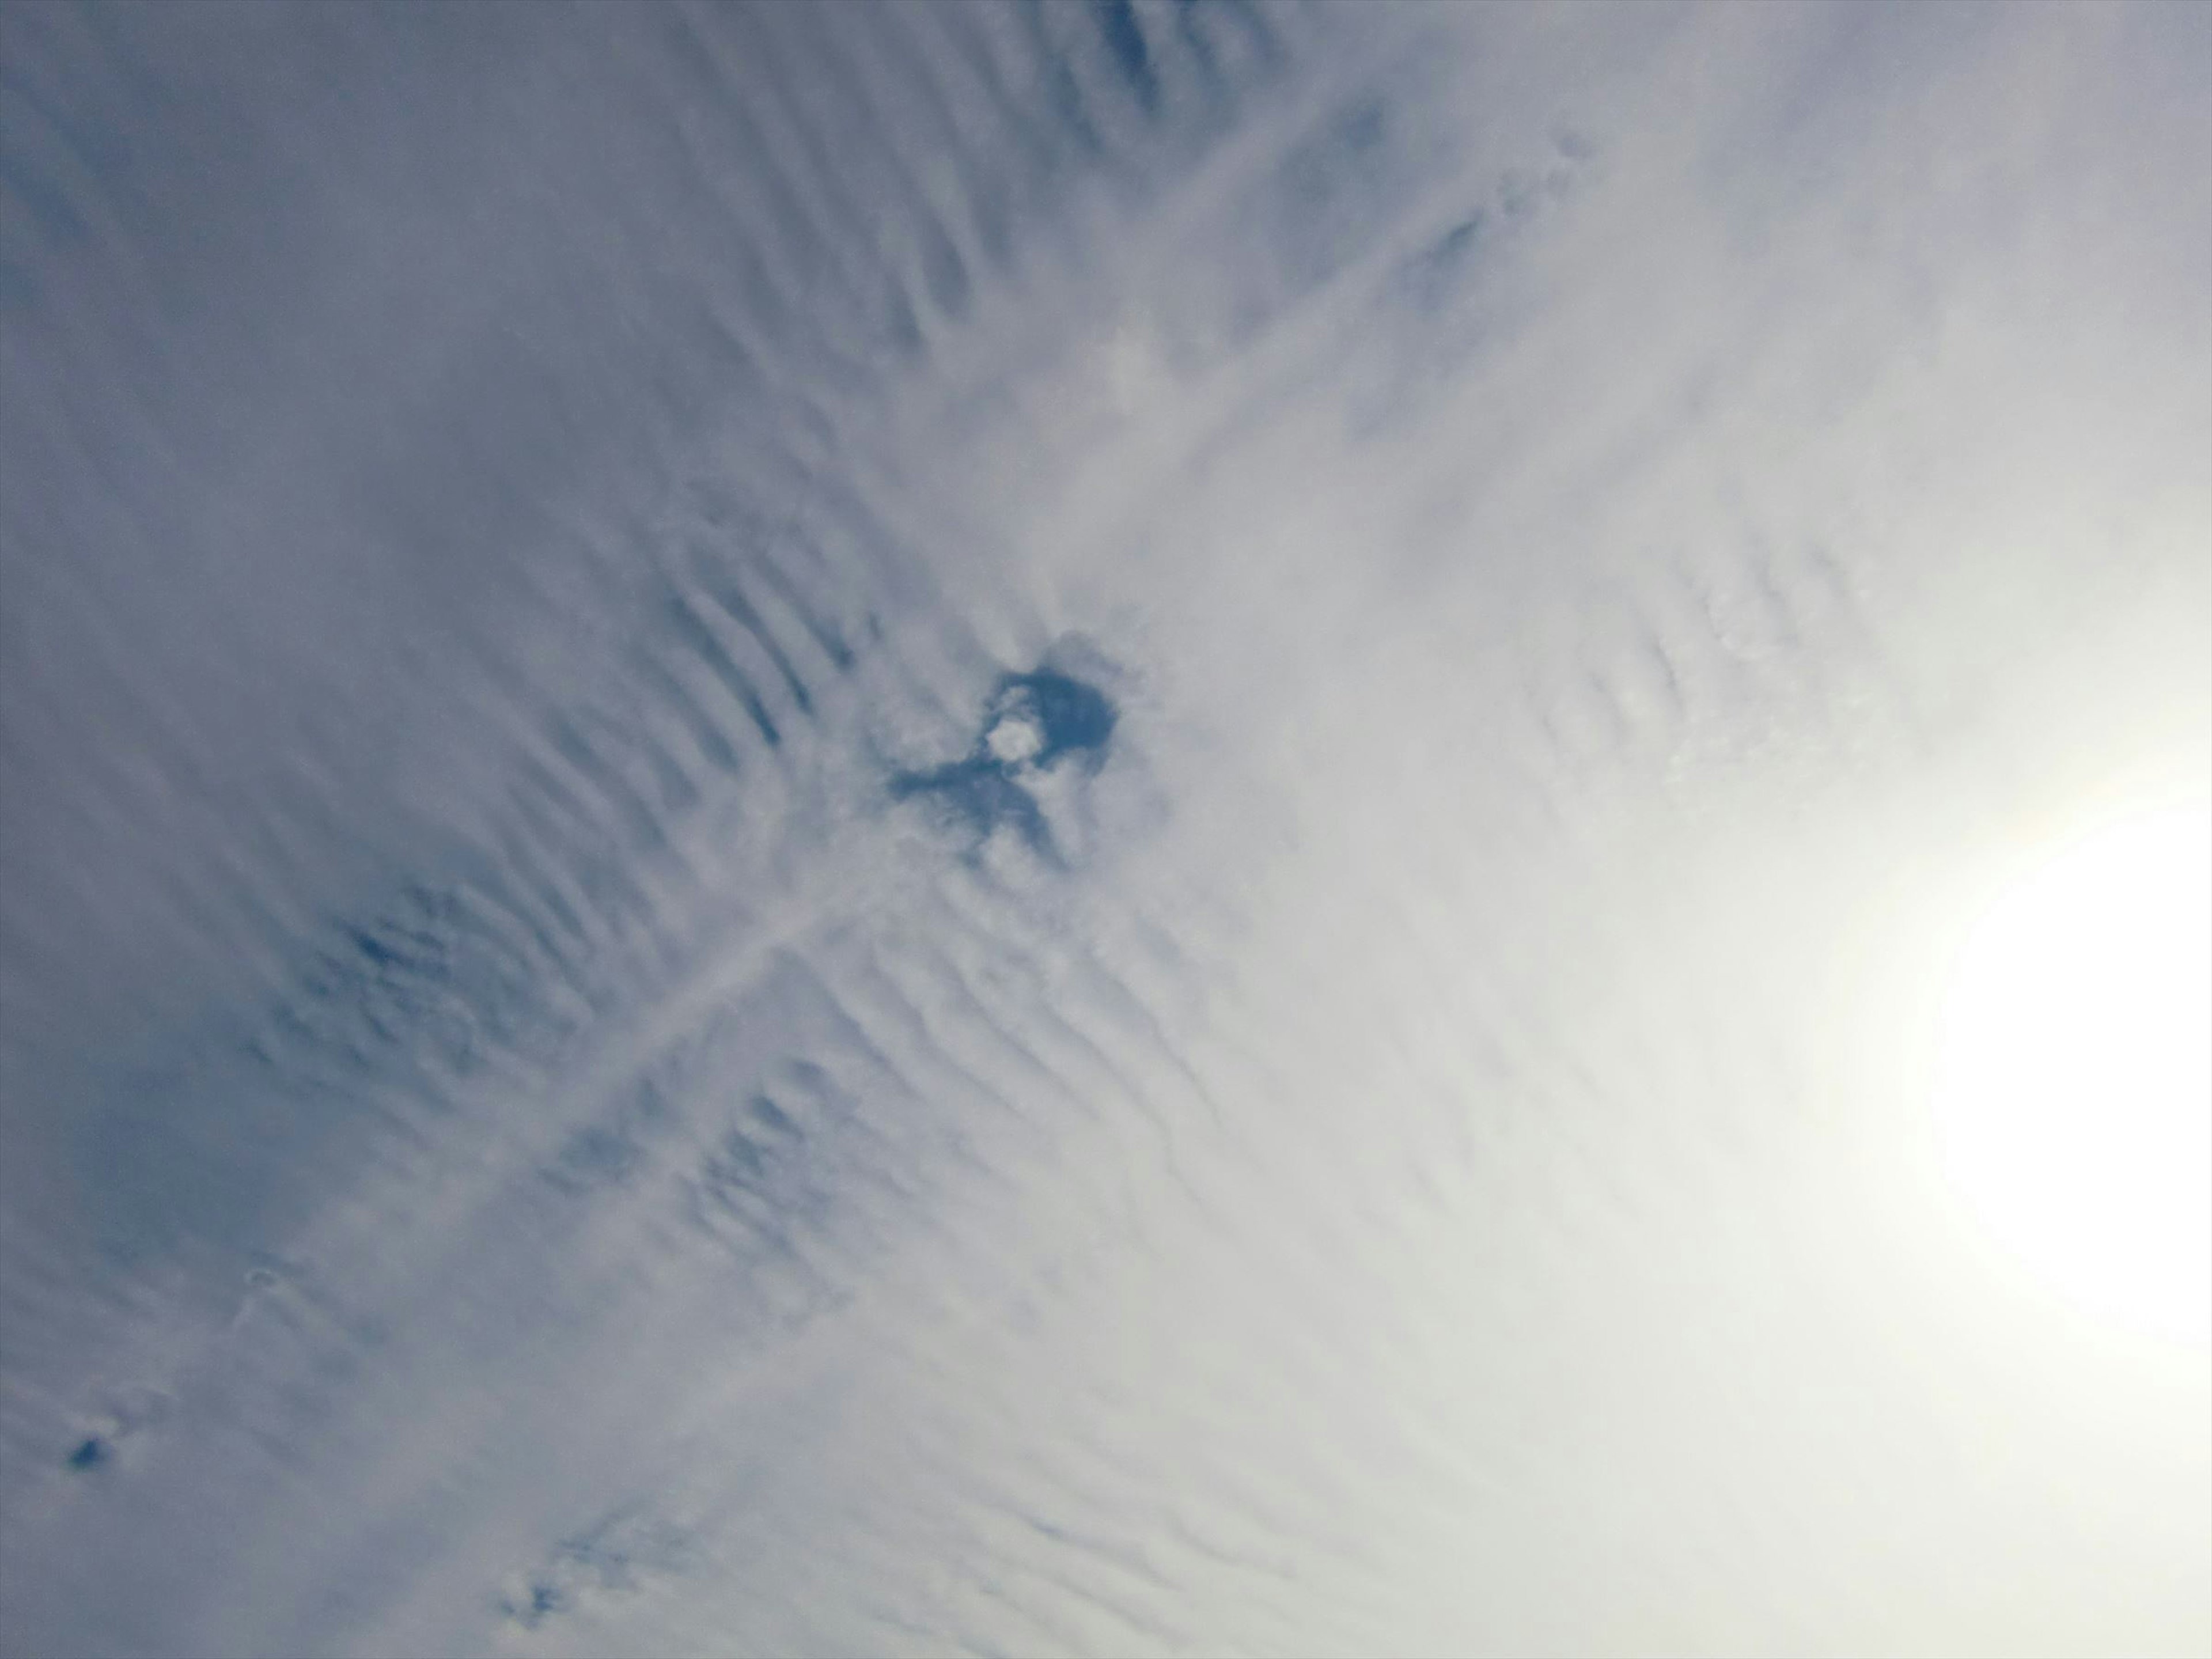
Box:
[2,3,2206,1657]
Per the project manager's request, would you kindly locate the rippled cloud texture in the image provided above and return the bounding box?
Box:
[3,5,2208,1656]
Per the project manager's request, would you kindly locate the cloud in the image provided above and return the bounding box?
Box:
[2,3,2207,1657]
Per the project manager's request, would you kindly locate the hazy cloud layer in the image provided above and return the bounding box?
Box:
[2,5,2207,1656]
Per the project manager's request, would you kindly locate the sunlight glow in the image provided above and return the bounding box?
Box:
[1934,805,2212,1345]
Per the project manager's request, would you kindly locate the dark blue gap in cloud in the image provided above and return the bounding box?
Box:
[999,668,1118,768]
[889,666,1118,859]
[1094,0,1159,116]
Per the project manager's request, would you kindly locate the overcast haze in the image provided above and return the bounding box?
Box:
[2,3,2209,1656]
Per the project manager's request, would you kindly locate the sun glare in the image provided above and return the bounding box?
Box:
[1933,805,2212,1346]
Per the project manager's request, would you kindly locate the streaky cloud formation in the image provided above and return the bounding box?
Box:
[2,4,2206,1656]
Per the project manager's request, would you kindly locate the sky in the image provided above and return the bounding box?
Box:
[1,3,2208,1656]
